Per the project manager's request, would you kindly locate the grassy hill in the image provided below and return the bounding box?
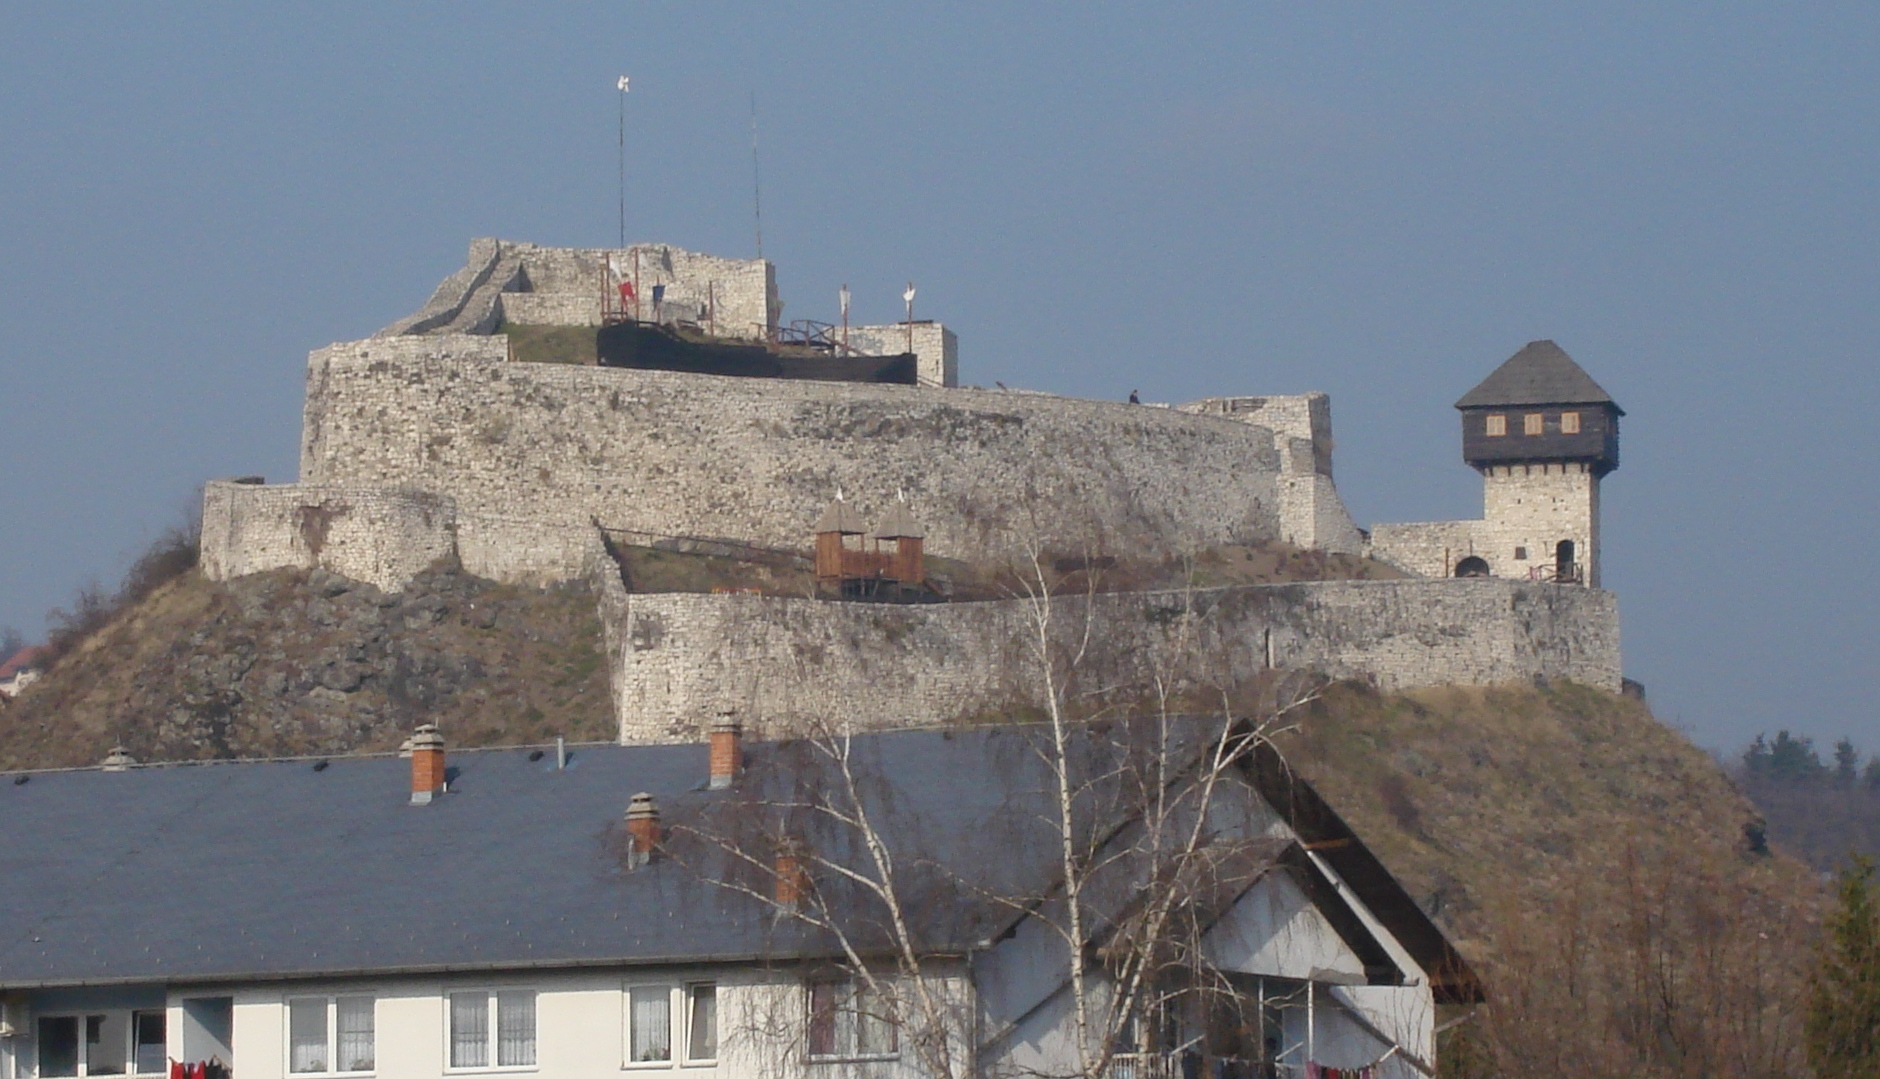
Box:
[0,566,613,770]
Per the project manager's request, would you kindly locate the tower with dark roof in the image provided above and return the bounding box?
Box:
[1456,340,1620,586]
[1367,340,1621,588]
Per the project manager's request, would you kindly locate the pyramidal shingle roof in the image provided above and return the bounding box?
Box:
[1454,340,1621,412]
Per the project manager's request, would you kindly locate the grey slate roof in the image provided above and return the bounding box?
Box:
[0,730,1078,989]
[0,724,1474,1000]
[1454,340,1621,412]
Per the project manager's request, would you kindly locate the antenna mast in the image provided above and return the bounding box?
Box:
[750,91,764,260]
[617,75,631,250]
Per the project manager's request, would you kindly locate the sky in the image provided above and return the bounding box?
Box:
[1,3,1875,755]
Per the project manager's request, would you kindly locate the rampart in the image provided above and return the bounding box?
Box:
[608,579,1622,743]
[199,480,458,593]
[286,335,1361,575]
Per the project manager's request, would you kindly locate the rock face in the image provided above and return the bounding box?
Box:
[0,568,613,769]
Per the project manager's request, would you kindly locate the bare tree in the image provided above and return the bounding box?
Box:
[664,535,1332,1079]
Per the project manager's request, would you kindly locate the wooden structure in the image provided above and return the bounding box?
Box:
[1455,339,1623,476]
[813,499,929,598]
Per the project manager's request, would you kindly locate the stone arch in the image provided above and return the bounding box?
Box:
[1454,556,1491,578]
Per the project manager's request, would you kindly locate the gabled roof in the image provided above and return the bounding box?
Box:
[1455,340,1621,413]
[0,723,1474,999]
[1246,742,1485,1004]
[0,646,48,681]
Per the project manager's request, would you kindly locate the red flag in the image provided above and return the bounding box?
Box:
[618,281,637,304]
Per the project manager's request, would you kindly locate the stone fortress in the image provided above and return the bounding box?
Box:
[199,239,1624,742]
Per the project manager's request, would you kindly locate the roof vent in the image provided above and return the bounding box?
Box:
[101,746,136,772]
[408,724,445,805]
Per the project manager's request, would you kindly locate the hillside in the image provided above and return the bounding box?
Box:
[0,558,1826,1072]
[0,566,613,770]
[1275,683,1824,1074]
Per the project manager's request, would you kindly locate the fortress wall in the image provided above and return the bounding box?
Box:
[608,579,1621,743]
[1371,463,1602,585]
[1276,474,1366,554]
[513,243,774,341]
[1179,394,1336,477]
[1366,521,1479,578]
[497,293,602,327]
[199,480,457,592]
[299,336,1298,568]
[844,323,960,388]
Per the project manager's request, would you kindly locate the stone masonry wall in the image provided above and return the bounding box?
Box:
[844,323,959,388]
[1370,462,1602,585]
[200,480,457,593]
[299,335,1300,564]
[608,579,1622,743]
[1178,394,1361,553]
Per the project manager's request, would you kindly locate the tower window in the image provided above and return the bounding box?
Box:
[1484,414,1506,437]
[1514,546,1528,560]
[1560,411,1581,434]
[1523,413,1544,436]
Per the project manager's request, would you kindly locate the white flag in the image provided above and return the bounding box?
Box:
[902,284,916,304]
[617,75,631,93]
[839,285,851,318]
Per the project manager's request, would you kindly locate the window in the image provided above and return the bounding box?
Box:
[288,996,376,1074]
[806,979,897,1061]
[39,1017,79,1078]
[1560,410,1581,434]
[35,1014,164,1078]
[132,1014,166,1077]
[1514,546,1527,560]
[87,1015,128,1076]
[1523,413,1544,436]
[1484,414,1506,437]
[685,985,717,1064]
[628,987,671,1064]
[450,991,535,1071]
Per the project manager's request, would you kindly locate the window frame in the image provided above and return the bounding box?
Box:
[284,994,377,1077]
[681,983,718,1067]
[1484,413,1507,437]
[1523,412,1544,436]
[1560,410,1581,434]
[444,989,538,1074]
[623,984,675,1069]
[33,1011,167,1079]
[804,977,899,1064]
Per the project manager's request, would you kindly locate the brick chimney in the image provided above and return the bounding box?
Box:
[625,792,660,869]
[408,724,445,805]
[709,715,742,790]
[775,838,808,908]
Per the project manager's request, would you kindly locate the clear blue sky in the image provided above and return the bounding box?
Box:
[3,4,1875,754]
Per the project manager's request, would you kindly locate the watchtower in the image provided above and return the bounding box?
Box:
[1454,340,1621,587]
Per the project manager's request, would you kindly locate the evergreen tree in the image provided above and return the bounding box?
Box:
[1744,733,1772,776]
[1807,856,1880,1078]
[1836,739,1862,788]
[1769,730,1827,784]
[1867,758,1880,793]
